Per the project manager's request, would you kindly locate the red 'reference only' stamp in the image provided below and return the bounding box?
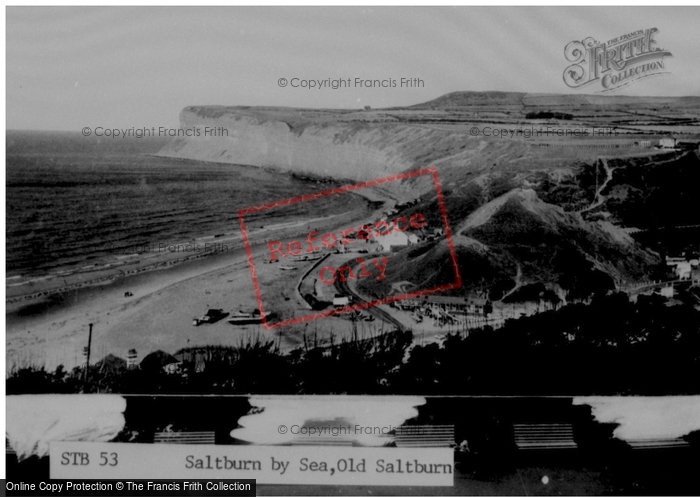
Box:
[238,167,461,329]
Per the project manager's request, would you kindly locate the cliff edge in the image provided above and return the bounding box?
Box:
[156,105,466,183]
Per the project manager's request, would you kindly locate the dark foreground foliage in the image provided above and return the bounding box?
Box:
[7,294,700,395]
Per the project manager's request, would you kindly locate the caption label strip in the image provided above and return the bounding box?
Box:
[50,442,454,487]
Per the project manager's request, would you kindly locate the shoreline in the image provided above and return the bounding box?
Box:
[6,152,401,308]
[6,173,397,372]
[5,215,341,312]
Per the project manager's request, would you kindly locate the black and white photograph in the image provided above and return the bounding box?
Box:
[4,4,700,495]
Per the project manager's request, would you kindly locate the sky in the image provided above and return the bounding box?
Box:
[6,6,700,131]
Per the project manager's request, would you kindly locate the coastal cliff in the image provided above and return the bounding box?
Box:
[156,106,445,182]
[156,92,700,184]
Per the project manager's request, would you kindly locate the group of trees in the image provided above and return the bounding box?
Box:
[398,292,700,395]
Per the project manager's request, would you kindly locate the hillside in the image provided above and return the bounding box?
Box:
[357,189,659,303]
[413,91,700,110]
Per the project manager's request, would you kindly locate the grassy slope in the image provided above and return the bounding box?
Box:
[358,189,658,302]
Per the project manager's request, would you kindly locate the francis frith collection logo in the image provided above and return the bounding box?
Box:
[563,28,672,92]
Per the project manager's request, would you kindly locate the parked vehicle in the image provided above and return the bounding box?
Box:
[192,308,228,326]
[228,309,273,325]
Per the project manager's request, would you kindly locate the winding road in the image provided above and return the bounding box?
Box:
[578,157,613,214]
[498,262,523,302]
[332,256,407,332]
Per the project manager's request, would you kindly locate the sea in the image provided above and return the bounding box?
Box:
[6,131,363,282]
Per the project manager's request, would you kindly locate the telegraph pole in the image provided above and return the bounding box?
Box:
[84,323,93,384]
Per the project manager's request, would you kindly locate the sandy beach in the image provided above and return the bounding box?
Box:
[6,184,400,372]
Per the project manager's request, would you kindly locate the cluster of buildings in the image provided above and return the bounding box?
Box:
[94,348,208,376]
[397,295,490,314]
[633,137,700,149]
[337,199,445,253]
[666,256,700,281]
[368,228,442,252]
[392,295,492,326]
[633,138,675,148]
[378,200,444,251]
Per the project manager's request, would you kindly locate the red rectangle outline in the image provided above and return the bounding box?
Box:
[238,166,462,330]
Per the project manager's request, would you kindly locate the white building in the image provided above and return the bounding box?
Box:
[333,296,350,307]
[659,138,677,149]
[408,234,420,245]
[675,262,692,280]
[378,230,409,251]
[126,349,138,369]
[659,285,675,298]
